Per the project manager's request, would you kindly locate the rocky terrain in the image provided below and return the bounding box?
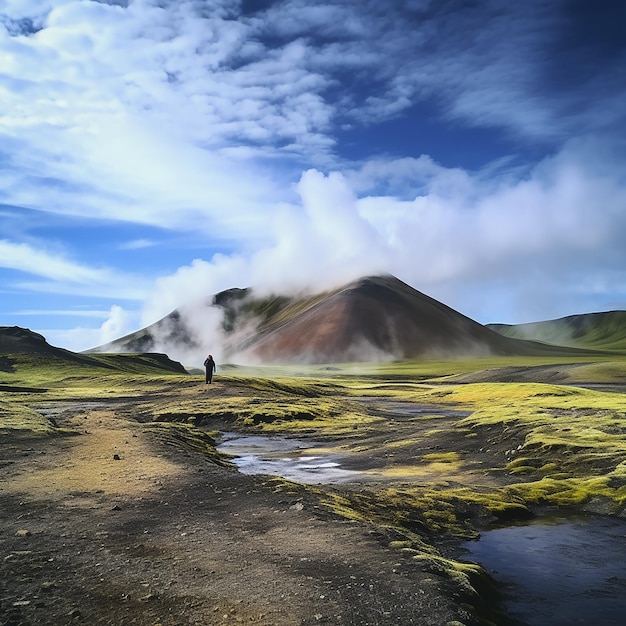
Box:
[1,381,479,626]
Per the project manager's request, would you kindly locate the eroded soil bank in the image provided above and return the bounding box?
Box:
[1,392,480,626]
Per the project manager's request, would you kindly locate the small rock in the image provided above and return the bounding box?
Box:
[15,529,31,537]
[113,454,121,460]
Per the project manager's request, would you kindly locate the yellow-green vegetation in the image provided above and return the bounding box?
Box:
[1,355,186,397]
[3,351,626,600]
[242,358,626,596]
[152,393,379,435]
[563,361,626,383]
[339,379,626,512]
[422,452,461,462]
[143,421,232,466]
[272,479,509,597]
[0,398,60,437]
[491,311,626,353]
[425,383,624,481]
[505,475,626,508]
[146,376,381,436]
[411,555,486,597]
[0,352,190,438]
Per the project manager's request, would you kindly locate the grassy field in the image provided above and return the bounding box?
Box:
[4,352,625,521]
[3,351,625,605]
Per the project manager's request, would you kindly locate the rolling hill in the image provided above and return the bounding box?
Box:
[488,311,626,353]
[91,275,606,364]
[0,326,187,375]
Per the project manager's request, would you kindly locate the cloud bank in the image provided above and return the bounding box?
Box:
[0,1,625,356]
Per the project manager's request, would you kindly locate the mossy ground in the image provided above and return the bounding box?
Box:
[2,352,625,622]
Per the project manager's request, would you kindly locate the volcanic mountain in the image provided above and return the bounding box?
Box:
[93,275,601,364]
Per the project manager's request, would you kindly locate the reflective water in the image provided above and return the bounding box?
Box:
[216,400,472,486]
[463,516,626,626]
[216,433,361,484]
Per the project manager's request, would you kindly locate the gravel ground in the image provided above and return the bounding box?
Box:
[1,394,477,626]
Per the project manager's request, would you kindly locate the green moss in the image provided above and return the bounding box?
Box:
[411,554,484,596]
[149,389,380,436]
[571,361,626,382]
[143,422,232,466]
[5,354,626,567]
[422,452,460,463]
[505,476,626,509]
[507,465,539,475]
[0,400,59,437]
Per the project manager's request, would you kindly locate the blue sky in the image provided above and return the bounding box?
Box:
[1,0,626,356]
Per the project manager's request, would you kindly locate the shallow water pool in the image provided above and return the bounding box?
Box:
[216,433,361,484]
[462,515,626,626]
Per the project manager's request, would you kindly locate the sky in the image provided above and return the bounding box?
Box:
[1,0,626,358]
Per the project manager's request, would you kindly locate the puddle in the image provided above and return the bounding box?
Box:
[353,398,472,419]
[462,515,626,626]
[216,433,361,484]
[216,401,472,485]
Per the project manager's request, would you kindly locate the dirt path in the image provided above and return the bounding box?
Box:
[1,395,470,626]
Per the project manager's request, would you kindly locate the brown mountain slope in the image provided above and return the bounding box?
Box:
[91,275,603,364]
[228,276,596,363]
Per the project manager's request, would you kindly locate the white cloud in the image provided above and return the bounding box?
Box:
[119,239,156,250]
[2,0,623,241]
[1,1,625,353]
[41,303,140,353]
[138,134,626,333]
[0,239,105,282]
[0,238,148,299]
[0,0,316,239]
[142,257,238,324]
[41,326,105,353]
[99,304,134,343]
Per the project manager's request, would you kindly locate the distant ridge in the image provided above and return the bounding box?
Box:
[91,275,605,364]
[0,326,187,374]
[0,326,98,364]
[488,311,626,353]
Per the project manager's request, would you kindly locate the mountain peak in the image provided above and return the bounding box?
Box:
[89,275,600,364]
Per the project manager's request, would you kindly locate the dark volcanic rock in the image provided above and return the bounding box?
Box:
[0,326,100,367]
[0,326,56,354]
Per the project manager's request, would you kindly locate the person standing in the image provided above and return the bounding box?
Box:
[204,354,216,384]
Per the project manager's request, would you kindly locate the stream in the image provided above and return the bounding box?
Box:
[217,431,626,625]
[216,433,361,484]
[462,515,626,626]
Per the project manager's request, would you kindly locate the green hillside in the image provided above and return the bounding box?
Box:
[0,327,188,393]
[488,311,626,353]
